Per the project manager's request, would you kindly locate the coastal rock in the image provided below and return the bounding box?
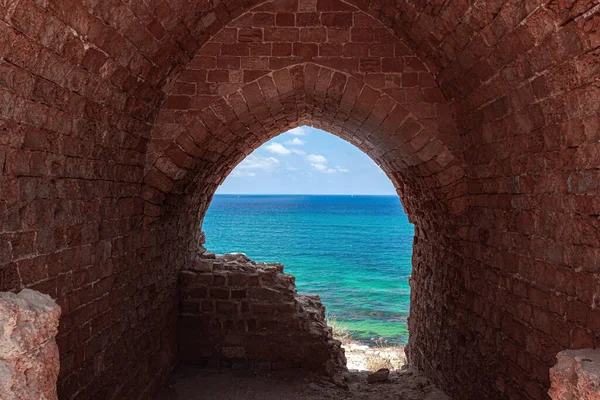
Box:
[367,368,390,383]
[549,349,600,400]
[0,289,61,400]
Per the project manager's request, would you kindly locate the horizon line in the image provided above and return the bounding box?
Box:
[214,193,398,196]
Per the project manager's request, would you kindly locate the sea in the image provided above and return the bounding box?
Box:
[202,194,414,345]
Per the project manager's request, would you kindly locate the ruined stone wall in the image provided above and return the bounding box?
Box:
[0,289,61,399]
[549,349,600,400]
[178,252,347,381]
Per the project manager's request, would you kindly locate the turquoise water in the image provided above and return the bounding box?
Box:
[203,195,414,344]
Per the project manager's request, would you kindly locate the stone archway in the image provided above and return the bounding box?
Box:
[139,0,465,397]
[143,61,466,217]
[140,1,600,398]
[141,0,468,244]
[0,0,598,398]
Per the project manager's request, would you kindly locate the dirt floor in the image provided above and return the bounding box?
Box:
[156,365,450,400]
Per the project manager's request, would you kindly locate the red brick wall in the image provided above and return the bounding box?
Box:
[0,0,187,397]
[430,3,600,399]
[1,0,599,399]
[178,252,346,378]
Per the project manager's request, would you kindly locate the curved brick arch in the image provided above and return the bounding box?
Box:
[143,62,465,219]
[142,0,467,222]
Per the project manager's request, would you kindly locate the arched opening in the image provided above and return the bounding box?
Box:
[141,0,469,395]
[202,126,414,369]
[144,54,466,393]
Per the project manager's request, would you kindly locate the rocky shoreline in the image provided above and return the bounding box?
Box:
[338,337,406,372]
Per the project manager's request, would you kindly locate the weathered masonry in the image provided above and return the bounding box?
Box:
[0,0,599,399]
[178,251,347,382]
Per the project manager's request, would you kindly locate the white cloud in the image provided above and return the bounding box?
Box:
[265,142,291,155]
[285,137,305,146]
[231,170,256,177]
[286,164,298,171]
[291,149,306,155]
[232,155,279,177]
[288,126,309,136]
[307,154,327,164]
[318,166,349,174]
[306,154,348,174]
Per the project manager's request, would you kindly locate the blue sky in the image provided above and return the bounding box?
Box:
[216,126,397,195]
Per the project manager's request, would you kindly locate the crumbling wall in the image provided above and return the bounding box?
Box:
[0,289,61,400]
[549,349,600,400]
[178,252,347,382]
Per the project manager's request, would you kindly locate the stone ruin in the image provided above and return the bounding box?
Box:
[0,0,599,398]
[178,251,347,385]
[549,349,600,400]
[0,289,61,400]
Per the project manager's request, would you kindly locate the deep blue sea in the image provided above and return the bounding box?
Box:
[203,195,414,344]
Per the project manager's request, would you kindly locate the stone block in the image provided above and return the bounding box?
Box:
[0,289,61,400]
[549,349,600,400]
[193,259,214,272]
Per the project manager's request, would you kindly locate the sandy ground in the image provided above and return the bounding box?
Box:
[156,365,451,400]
